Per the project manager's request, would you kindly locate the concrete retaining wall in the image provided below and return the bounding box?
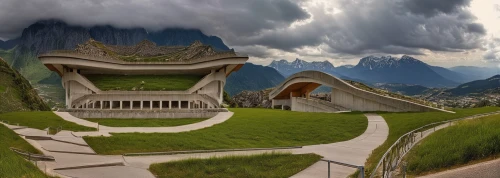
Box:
[291,97,345,113]
[67,109,225,119]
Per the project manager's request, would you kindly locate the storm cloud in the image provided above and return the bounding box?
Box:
[0,0,490,60]
[0,0,309,39]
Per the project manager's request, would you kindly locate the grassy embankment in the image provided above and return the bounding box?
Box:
[0,124,53,178]
[85,74,203,91]
[83,118,208,127]
[84,108,368,154]
[149,153,321,178]
[405,114,500,175]
[0,111,95,134]
[0,57,50,113]
[363,107,500,177]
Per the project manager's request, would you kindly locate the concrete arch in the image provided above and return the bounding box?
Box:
[270,71,452,113]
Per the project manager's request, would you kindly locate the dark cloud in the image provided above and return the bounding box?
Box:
[232,0,485,56]
[0,0,488,59]
[0,0,309,39]
[403,0,471,17]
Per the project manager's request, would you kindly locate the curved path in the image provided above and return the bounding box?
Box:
[290,113,389,177]
[5,113,388,178]
[120,113,389,178]
[53,111,233,137]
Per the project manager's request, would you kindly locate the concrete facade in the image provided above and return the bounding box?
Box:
[39,51,248,118]
[270,71,451,113]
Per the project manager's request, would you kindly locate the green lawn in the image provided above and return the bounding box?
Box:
[0,124,52,178]
[149,153,321,178]
[84,108,368,154]
[0,111,95,133]
[363,107,500,177]
[405,114,500,175]
[83,118,208,127]
[84,74,203,91]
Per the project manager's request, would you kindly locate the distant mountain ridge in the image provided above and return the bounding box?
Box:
[347,55,458,87]
[0,38,19,50]
[269,55,467,88]
[225,63,285,96]
[445,75,500,96]
[268,58,336,77]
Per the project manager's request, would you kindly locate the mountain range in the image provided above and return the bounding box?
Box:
[269,55,496,88]
[445,75,500,96]
[225,63,285,96]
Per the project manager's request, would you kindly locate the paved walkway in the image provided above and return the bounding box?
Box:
[120,113,388,178]
[291,113,389,178]
[5,113,388,178]
[54,111,233,136]
[419,158,500,178]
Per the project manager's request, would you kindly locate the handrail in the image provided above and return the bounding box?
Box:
[321,159,365,178]
[10,147,55,161]
[369,111,500,178]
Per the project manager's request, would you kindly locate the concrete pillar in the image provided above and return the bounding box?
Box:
[120,101,123,110]
[169,101,172,109]
[188,101,191,109]
[130,101,133,110]
[160,101,162,110]
[110,101,113,109]
[100,101,103,109]
[150,100,153,110]
[140,101,143,110]
[178,100,181,109]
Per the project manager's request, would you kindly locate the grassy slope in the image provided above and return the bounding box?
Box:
[364,107,500,176]
[83,118,208,127]
[0,57,50,113]
[85,74,203,91]
[149,153,321,178]
[0,124,50,178]
[84,108,368,154]
[406,114,500,175]
[0,111,94,133]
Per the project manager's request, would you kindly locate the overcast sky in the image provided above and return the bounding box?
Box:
[0,0,499,67]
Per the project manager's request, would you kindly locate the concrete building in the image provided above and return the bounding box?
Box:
[269,71,452,113]
[39,39,248,118]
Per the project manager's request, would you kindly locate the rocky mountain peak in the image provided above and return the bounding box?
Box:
[357,55,426,70]
[189,40,204,48]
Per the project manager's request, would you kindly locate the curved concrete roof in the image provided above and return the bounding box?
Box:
[39,53,247,76]
[270,70,452,113]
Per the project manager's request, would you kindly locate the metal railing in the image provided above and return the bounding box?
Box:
[369,111,500,178]
[10,147,55,161]
[322,159,365,178]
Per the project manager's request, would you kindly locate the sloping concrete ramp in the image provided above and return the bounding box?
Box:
[270,71,451,112]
